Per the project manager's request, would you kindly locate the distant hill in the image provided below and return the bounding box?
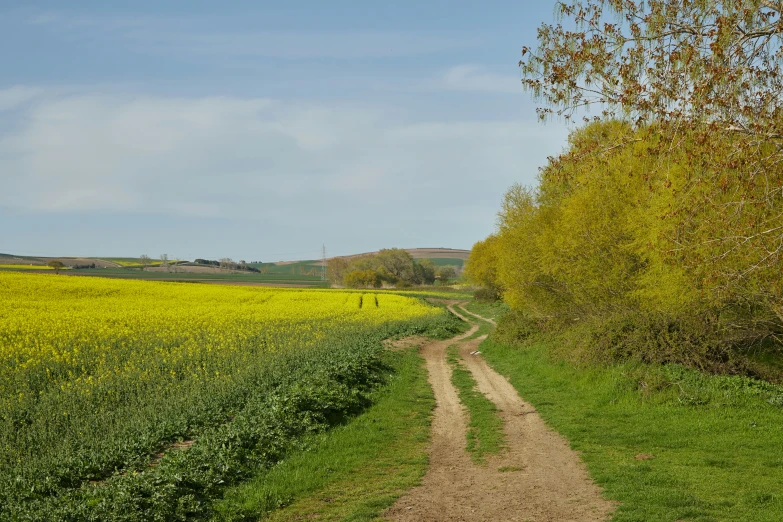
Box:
[328,248,469,267]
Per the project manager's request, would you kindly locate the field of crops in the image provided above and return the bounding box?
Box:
[0,272,458,520]
[0,264,60,270]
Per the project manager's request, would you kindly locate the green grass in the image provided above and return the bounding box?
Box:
[213,347,434,521]
[457,300,507,340]
[421,257,464,267]
[463,300,509,322]
[481,338,783,521]
[446,345,505,463]
[249,260,321,275]
[459,304,494,341]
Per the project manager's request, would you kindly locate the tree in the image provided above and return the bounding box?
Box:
[520,0,783,319]
[139,255,151,271]
[47,260,65,274]
[160,254,169,272]
[436,266,457,284]
[375,249,416,283]
[414,259,437,285]
[326,257,350,284]
[344,269,382,289]
[465,235,502,292]
[521,0,783,136]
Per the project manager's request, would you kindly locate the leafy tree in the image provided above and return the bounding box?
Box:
[346,256,376,273]
[375,249,416,283]
[326,257,350,284]
[465,235,502,292]
[343,269,382,289]
[414,259,437,285]
[436,266,457,283]
[47,260,65,274]
[520,0,783,323]
[521,0,783,136]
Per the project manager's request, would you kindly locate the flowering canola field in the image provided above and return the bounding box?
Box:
[0,271,452,520]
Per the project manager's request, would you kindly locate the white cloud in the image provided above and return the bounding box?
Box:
[0,91,569,222]
[437,65,522,94]
[0,86,44,111]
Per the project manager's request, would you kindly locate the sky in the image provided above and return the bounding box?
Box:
[0,1,572,261]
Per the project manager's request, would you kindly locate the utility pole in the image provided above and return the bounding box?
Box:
[321,244,327,281]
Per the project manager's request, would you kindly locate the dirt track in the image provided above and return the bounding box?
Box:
[384,303,613,522]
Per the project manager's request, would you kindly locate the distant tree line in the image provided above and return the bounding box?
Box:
[328,248,457,289]
[194,258,260,273]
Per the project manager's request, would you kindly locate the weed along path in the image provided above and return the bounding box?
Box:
[384,303,613,522]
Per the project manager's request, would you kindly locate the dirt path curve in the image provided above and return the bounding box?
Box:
[456,305,497,326]
[384,303,613,522]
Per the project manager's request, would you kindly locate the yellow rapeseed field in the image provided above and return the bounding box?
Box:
[0,272,439,411]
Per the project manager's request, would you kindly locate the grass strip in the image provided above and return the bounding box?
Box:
[481,338,783,521]
[460,308,493,340]
[213,347,435,521]
[463,300,509,322]
[460,301,506,340]
[446,346,505,463]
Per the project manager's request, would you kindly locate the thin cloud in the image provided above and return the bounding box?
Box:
[437,65,522,94]
[26,11,476,60]
[0,91,568,221]
[0,86,44,112]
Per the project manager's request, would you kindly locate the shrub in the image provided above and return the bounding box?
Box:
[491,311,542,347]
[474,288,501,303]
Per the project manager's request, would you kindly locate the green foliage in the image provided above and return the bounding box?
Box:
[435,266,456,283]
[414,258,437,285]
[463,300,510,323]
[214,347,434,521]
[473,287,500,303]
[464,235,501,293]
[476,120,782,372]
[375,249,416,282]
[336,250,445,288]
[344,269,382,289]
[47,260,65,274]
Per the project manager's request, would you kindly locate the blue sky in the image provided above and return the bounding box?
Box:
[0,1,571,261]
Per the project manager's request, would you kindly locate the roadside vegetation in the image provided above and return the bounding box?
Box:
[215,347,434,521]
[466,0,783,379]
[481,336,783,521]
[460,4,783,516]
[463,300,508,323]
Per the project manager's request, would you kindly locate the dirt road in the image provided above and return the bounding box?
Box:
[384,303,614,522]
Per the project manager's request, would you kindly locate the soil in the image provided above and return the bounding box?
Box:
[384,304,614,522]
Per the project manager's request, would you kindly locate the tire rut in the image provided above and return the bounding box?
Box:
[384,302,614,522]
